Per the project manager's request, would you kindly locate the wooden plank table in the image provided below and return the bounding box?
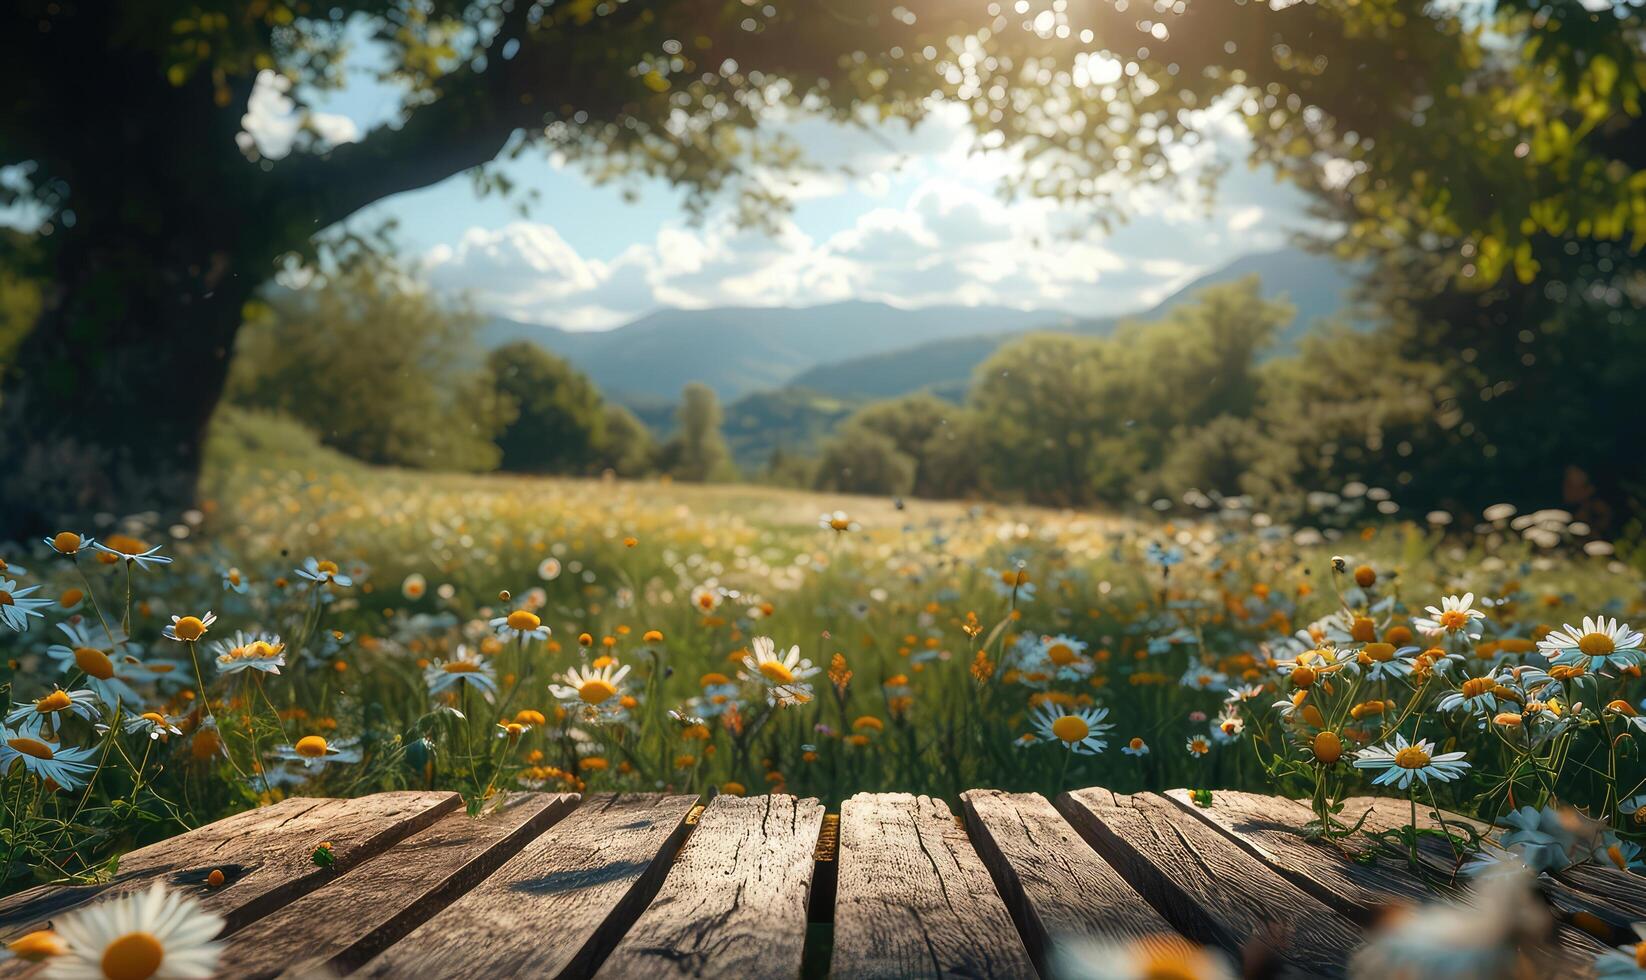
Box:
[4,786,1634,978]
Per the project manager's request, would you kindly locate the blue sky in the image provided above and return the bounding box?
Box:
[9,23,1316,333]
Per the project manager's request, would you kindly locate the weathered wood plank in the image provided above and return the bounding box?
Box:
[205,792,577,979]
[1341,794,1629,953]
[594,794,824,979]
[0,791,459,942]
[1341,795,1646,923]
[1057,788,1361,978]
[832,792,1035,980]
[1163,788,1441,920]
[961,789,1172,973]
[357,793,698,978]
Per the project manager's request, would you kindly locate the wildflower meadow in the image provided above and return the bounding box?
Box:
[4,450,1644,925]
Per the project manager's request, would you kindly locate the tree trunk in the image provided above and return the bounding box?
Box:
[0,223,261,537]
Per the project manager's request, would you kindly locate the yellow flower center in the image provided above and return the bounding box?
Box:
[294,735,330,758]
[0,591,11,606]
[506,610,541,631]
[75,646,115,680]
[1312,731,1342,764]
[1361,642,1395,663]
[1635,940,1646,969]
[1578,632,1615,656]
[442,661,480,673]
[316,560,339,576]
[829,517,851,531]
[141,712,167,726]
[1290,665,1317,687]
[1350,617,1376,643]
[758,660,796,685]
[35,690,72,713]
[101,931,164,980]
[1128,737,1145,751]
[1045,643,1077,666]
[1393,746,1432,769]
[1460,677,1494,698]
[1438,609,1469,631]
[1050,715,1089,743]
[578,679,618,705]
[171,617,207,641]
[7,737,54,760]
[52,532,82,554]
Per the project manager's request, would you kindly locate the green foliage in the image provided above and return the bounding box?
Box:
[596,403,657,479]
[813,427,916,497]
[226,262,510,472]
[840,394,981,499]
[487,342,608,474]
[662,383,736,483]
[203,406,360,477]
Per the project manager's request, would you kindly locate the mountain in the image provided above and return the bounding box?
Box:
[789,248,1363,400]
[480,301,1065,403]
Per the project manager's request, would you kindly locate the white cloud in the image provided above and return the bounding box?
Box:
[238,70,361,160]
[417,94,1320,329]
[1227,206,1265,232]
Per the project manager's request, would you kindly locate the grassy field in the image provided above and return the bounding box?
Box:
[2,410,1643,895]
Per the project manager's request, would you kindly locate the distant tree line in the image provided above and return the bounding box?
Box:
[216,243,1642,530]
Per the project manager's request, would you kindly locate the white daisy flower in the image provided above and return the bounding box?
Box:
[549,662,633,710]
[689,584,723,614]
[1436,672,1509,718]
[1352,733,1470,789]
[42,531,95,557]
[273,734,361,769]
[1025,634,1095,681]
[211,631,287,675]
[104,711,184,741]
[0,730,98,790]
[0,577,51,632]
[4,688,101,737]
[220,566,249,594]
[1185,735,1212,757]
[488,608,550,642]
[423,646,498,702]
[161,612,216,643]
[1537,616,1643,671]
[1030,704,1112,755]
[738,636,818,707]
[44,621,144,708]
[819,511,860,533]
[988,566,1036,602]
[1121,736,1150,757]
[295,557,353,587]
[91,538,172,570]
[1053,932,1233,980]
[1413,593,1485,641]
[42,880,223,979]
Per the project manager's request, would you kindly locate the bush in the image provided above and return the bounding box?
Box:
[227,260,510,472]
[487,342,608,474]
[814,427,916,496]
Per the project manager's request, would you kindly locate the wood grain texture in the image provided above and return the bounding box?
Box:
[0,792,458,942]
[1341,795,1625,953]
[357,793,698,979]
[595,794,824,979]
[832,792,1035,980]
[203,792,577,979]
[1341,795,1646,922]
[1163,788,1440,920]
[961,789,1171,973]
[1057,788,1361,979]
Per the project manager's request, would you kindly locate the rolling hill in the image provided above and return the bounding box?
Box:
[482,301,1065,403]
[788,248,1364,400]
